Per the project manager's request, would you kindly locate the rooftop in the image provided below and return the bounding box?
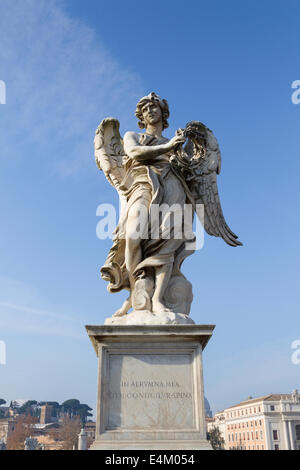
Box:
[225,394,293,410]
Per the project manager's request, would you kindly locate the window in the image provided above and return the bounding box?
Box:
[270,405,275,411]
[273,430,279,441]
[274,444,279,450]
[296,425,300,441]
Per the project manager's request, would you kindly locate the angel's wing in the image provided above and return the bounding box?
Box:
[94,117,127,194]
[182,121,242,247]
[94,117,129,253]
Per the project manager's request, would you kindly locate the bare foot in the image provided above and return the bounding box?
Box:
[152,301,172,313]
[112,309,127,318]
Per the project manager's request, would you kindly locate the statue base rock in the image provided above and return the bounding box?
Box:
[86,324,214,450]
[104,310,195,326]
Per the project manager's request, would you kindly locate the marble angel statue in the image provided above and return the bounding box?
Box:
[94,92,242,324]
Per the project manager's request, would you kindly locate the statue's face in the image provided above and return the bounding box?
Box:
[141,101,162,126]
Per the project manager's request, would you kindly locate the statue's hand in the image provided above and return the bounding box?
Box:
[166,129,186,151]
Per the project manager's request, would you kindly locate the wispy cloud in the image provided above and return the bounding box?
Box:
[0,278,83,339]
[0,301,76,323]
[0,0,144,174]
[0,301,84,339]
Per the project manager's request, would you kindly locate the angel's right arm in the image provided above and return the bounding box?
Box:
[123,132,171,161]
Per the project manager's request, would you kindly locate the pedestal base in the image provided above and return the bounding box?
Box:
[86,324,214,451]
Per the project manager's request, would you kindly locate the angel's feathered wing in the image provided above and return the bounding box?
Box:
[94,117,126,192]
[94,118,129,292]
[177,121,242,247]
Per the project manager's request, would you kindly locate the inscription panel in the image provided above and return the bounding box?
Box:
[106,352,195,431]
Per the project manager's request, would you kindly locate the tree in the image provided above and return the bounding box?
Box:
[60,399,80,418]
[38,401,60,418]
[76,404,93,425]
[18,400,38,417]
[7,415,38,450]
[60,399,92,424]
[0,400,6,419]
[208,426,225,450]
[55,416,81,450]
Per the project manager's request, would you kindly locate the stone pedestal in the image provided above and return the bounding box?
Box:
[86,324,214,450]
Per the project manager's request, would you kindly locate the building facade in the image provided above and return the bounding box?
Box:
[0,418,16,444]
[210,390,300,450]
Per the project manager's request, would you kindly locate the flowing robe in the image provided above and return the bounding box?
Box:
[101,133,195,299]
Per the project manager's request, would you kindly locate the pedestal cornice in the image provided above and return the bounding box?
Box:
[86,324,215,354]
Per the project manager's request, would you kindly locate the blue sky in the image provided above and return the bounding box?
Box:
[0,0,299,415]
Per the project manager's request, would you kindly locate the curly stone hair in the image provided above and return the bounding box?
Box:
[135,92,170,130]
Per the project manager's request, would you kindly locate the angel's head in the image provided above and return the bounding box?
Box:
[135,92,170,130]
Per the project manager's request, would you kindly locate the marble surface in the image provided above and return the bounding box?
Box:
[104,309,195,326]
[107,352,195,430]
[95,92,242,324]
[87,324,214,450]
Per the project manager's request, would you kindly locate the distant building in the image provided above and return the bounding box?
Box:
[40,404,54,424]
[84,421,96,448]
[34,421,63,450]
[0,418,16,444]
[209,389,300,450]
